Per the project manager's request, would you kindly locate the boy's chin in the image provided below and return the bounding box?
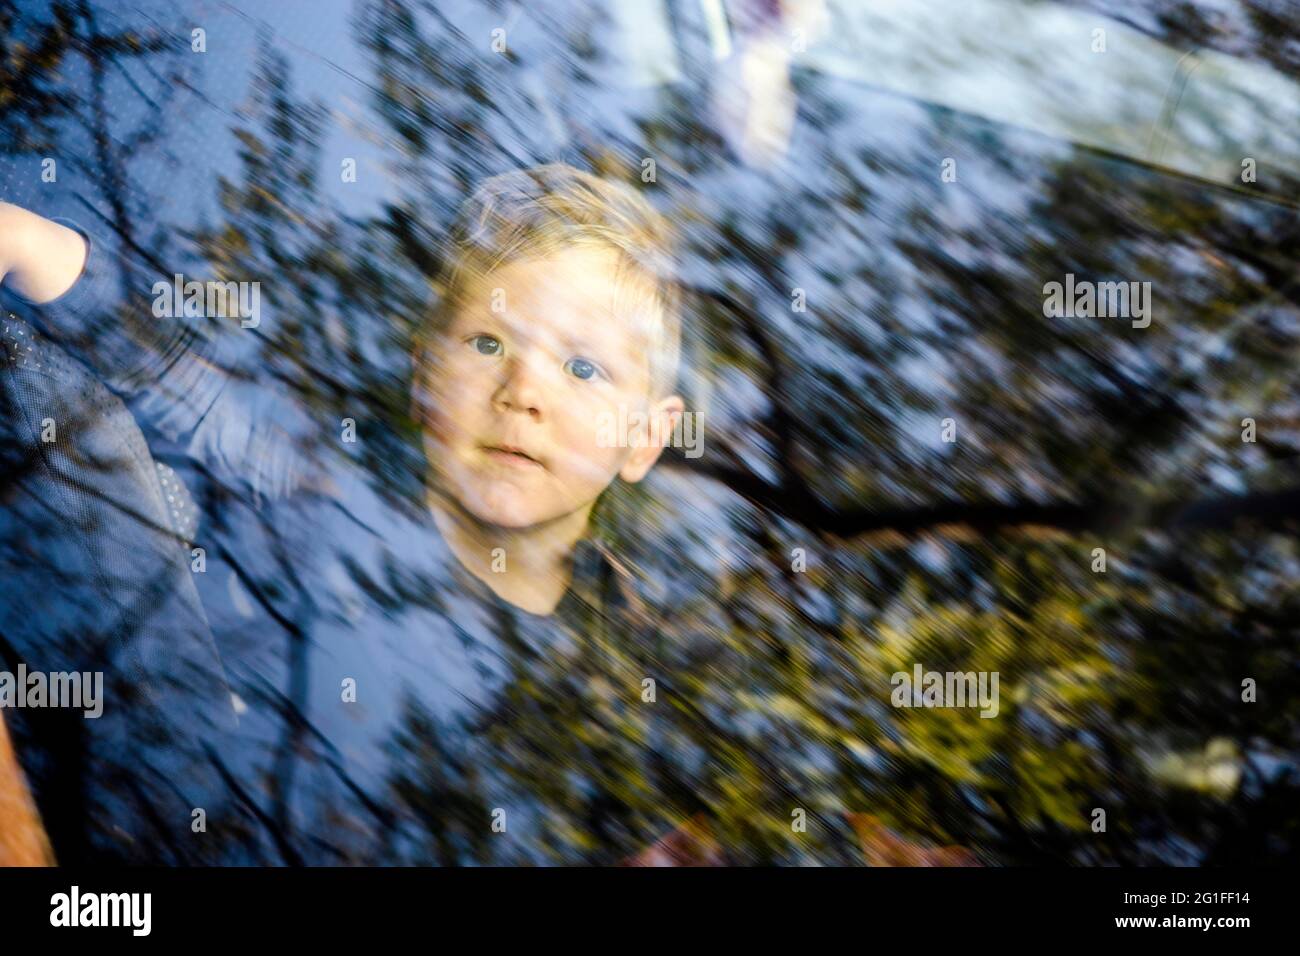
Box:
[456,484,577,531]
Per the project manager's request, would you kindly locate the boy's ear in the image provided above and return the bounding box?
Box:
[618,395,685,484]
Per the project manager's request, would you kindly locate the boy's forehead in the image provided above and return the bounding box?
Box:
[453,249,660,355]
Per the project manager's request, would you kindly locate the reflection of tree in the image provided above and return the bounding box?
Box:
[1064,0,1300,80]
[335,0,1299,865]
[3,0,1298,864]
[0,3,317,864]
[385,697,494,865]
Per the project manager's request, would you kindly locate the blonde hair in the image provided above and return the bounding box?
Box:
[428,163,682,397]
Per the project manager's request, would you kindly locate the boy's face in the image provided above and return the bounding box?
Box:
[417,246,683,530]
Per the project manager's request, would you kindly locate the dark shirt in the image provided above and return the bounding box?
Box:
[200,459,747,865]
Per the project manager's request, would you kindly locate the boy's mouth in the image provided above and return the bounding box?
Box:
[482,443,545,470]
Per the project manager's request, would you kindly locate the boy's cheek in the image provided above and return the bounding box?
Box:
[551,435,631,491]
[418,404,453,446]
[422,413,480,469]
[422,346,480,399]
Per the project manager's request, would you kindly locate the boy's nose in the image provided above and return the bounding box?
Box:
[493,353,546,418]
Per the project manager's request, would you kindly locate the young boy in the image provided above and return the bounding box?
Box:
[264,164,716,863]
[0,164,729,865]
[411,164,685,615]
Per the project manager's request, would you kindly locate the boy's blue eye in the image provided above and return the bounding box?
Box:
[471,335,502,356]
[565,357,599,381]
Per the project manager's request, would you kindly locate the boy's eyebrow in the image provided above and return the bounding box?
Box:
[560,328,647,372]
[560,329,613,354]
[448,294,648,371]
